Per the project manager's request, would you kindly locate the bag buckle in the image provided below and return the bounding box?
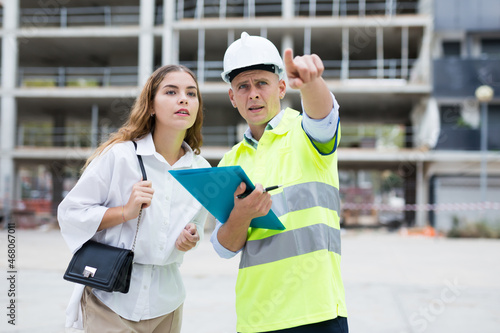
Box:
[83,266,97,278]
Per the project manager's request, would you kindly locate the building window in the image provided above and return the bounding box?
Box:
[435,104,480,151]
[442,41,461,57]
[481,38,500,58]
[487,104,500,150]
[440,104,462,128]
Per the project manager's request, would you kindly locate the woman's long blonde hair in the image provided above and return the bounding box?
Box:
[84,65,204,169]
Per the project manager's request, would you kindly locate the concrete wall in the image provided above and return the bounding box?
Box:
[434,0,500,31]
[432,176,500,231]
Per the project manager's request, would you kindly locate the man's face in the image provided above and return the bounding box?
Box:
[229,70,286,128]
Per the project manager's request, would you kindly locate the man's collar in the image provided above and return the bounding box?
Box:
[243,110,285,148]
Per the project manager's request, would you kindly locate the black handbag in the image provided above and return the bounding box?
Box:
[63,141,146,293]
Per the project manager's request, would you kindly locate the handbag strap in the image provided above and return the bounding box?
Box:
[131,141,147,252]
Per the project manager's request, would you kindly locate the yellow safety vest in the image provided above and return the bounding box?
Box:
[219,108,347,333]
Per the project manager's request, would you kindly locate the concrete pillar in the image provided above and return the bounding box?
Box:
[50,111,66,217]
[138,0,155,86]
[52,111,66,147]
[281,34,293,109]
[282,0,294,19]
[1,0,19,225]
[341,28,349,80]
[376,27,384,79]
[404,166,417,227]
[401,26,409,79]
[197,29,206,82]
[162,0,176,65]
[418,25,433,84]
[304,27,312,55]
[415,161,426,227]
[281,34,293,54]
[50,163,64,216]
[90,104,99,149]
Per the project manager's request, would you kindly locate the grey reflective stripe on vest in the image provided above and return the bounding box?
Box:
[271,182,341,218]
[240,223,341,269]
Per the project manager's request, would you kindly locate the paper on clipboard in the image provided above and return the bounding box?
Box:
[169,166,285,230]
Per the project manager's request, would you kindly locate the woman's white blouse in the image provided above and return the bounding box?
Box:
[58,133,211,327]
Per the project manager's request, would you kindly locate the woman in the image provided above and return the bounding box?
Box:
[58,65,210,332]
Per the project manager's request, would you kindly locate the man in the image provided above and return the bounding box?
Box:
[210,32,348,333]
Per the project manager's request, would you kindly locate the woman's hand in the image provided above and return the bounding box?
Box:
[123,180,154,221]
[175,223,200,252]
[98,180,154,231]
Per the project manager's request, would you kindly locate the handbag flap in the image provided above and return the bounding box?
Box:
[64,241,134,292]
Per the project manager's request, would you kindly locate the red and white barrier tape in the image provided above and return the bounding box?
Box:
[342,201,500,212]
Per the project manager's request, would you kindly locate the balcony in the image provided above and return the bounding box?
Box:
[174,0,420,20]
[434,127,500,152]
[177,0,283,19]
[14,1,423,30]
[14,58,415,87]
[16,123,413,151]
[295,0,420,17]
[19,6,143,28]
[182,58,417,82]
[433,58,500,98]
[18,66,138,88]
[16,125,239,150]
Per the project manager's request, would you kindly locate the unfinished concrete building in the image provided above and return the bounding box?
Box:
[1,0,499,230]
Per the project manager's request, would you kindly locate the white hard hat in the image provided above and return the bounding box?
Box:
[221,32,285,83]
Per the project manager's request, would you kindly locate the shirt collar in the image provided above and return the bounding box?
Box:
[243,110,285,148]
[134,132,194,168]
[135,133,156,156]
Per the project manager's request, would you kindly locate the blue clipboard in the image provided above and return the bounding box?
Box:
[169,166,285,230]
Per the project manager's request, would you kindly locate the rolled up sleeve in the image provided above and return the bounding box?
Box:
[302,92,339,143]
[210,221,241,259]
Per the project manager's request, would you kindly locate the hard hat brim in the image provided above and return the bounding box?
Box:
[227,64,277,82]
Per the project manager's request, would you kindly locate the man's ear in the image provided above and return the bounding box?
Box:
[228,88,236,108]
[279,79,287,99]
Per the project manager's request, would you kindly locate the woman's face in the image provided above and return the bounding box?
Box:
[152,71,199,133]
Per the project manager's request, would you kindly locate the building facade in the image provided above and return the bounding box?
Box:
[0,0,498,229]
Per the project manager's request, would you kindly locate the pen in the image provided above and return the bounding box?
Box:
[237,185,283,199]
[263,185,282,193]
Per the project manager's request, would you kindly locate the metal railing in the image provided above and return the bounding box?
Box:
[17,126,116,148]
[17,123,491,152]
[177,0,283,19]
[295,0,419,17]
[174,0,419,19]
[20,6,141,28]
[17,1,419,29]
[182,58,416,81]
[16,124,413,150]
[180,61,224,82]
[16,125,240,148]
[202,126,239,146]
[15,59,415,88]
[324,59,416,79]
[18,66,138,88]
[339,124,410,148]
